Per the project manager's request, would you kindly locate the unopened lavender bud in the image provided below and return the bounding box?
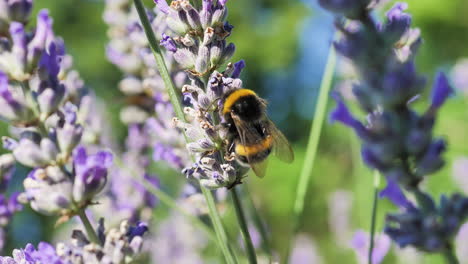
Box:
[195,46,210,73]
[198,138,215,150]
[219,42,235,65]
[181,1,202,30]
[211,6,227,26]
[6,0,33,23]
[166,15,188,35]
[198,94,211,109]
[209,41,224,67]
[27,9,52,70]
[57,123,83,158]
[0,72,33,122]
[9,22,26,68]
[13,135,57,168]
[37,86,66,119]
[173,48,195,69]
[176,8,191,30]
[200,0,213,28]
[41,137,59,162]
[23,170,73,214]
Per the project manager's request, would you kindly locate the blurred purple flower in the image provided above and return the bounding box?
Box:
[452,158,468,194]
[456,222,468,262]
[0,192,21,226]
[351,230,391,264]
[328,190,353,246]
[289,235,324,264]
[451,59,468,95]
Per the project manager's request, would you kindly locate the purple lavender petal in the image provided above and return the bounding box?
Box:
[431,72,453,109]
[330,97,368,138]
[160,33,177,52]
[379,179,414,209]
[28,10,53,62]
[351,230,391,264]
[232,60,245,78]
[154,0,170,14]
[9,22,27,59]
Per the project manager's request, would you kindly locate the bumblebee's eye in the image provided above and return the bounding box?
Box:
[232,96,262,121]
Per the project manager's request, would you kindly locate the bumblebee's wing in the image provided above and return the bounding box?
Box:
[250,158,268,178]
[265,119,294,163]
[231,114,269,178]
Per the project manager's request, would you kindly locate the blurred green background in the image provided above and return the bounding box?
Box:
[4,0,468,263]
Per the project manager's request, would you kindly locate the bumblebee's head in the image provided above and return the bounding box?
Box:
[223,89,264,121]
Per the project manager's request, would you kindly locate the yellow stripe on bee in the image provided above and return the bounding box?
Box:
[223,89,257,114]
[235,135,273,157]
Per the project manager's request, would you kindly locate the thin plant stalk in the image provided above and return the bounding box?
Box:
[77,209,100,244]
[368,171,381,264]
[443,245,459,264]
[232,186,257,264]
[245,186,272,256]
[133,1,237,263]
[286,40,337,262]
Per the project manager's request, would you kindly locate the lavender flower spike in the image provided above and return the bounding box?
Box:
[322,0,468,258]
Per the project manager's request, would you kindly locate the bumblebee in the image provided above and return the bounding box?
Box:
[221,88,294,177]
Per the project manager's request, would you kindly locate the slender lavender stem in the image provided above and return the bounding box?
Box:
[133,0,184,121]
[77,209,100,244]
[245,186,272,256]
[368,171,381,264]
[443,244,459,264]
[133,1,237,263]
[232,186,257,264]
[286,39,336,262]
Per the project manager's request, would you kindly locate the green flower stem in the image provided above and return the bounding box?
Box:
[443,244,459,264]
[133,0,184,122]
[202,186,238,264]
[232,186,257,264]
[245,186,272,256]
[77,209,100,244]
[134,1,237,263]
[286,40,336,262]
[368,171,381,264]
